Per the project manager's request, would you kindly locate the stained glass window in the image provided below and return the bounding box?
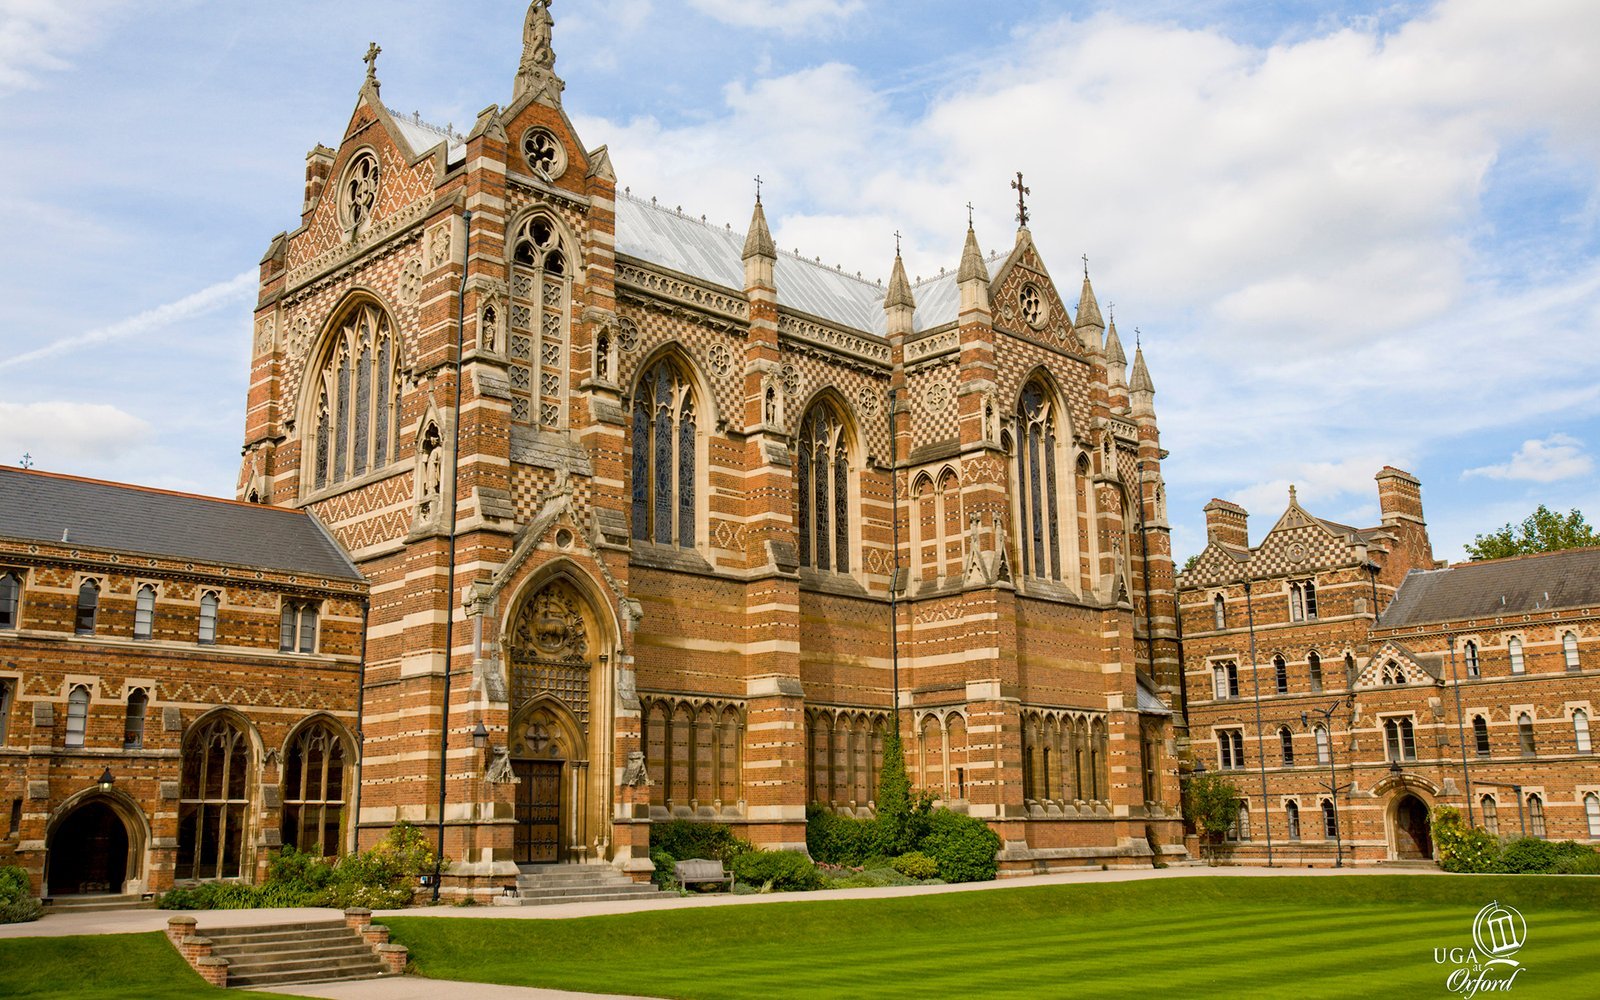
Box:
[310,304,400,491]
[1015,381,1064,581]
[630,357,697,548]
[797,402,851,572]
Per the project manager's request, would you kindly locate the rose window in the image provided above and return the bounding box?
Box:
[523,128,566,181]
[1019,283,1045,328]
[341,151,380,232]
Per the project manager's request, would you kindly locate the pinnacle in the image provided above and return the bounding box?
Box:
[742,197,776,261]
[1104,320,1128,368]
[1130,344,1154,394]
[885,253,916,310]
[958,226,989,284]
[1075,273,1104,330]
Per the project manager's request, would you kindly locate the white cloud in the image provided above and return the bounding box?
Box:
[687,0,862,34]
[0,0,125,93]
[0,401,150,465]
[0,270,255,371]
[1463,434,1594,483]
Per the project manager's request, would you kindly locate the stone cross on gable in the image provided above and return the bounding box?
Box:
[894,229,902,254]
[966,201,974,228]
[363,42,381,81]
[1011,171,1030,228]
[754,174,762,202]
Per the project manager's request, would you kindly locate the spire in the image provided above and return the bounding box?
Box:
[958,225,989,284]
[1075,270,1104,331]
[742,193,776,261]
[1104,320,1128,369]
[885,250,915,310]
[1129,342,1154,394]
[514,1,565,107]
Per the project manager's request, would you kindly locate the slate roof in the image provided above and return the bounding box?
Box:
[0,468,363,582]
[388,108,466,165]
[1378,547,1600,628]
[1136,674,1173,716]
[613,192,994,335]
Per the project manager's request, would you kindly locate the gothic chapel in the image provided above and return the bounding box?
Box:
[239,2,1184,889]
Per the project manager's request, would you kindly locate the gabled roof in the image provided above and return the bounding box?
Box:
[612,192,998,335]
[1378,548,1600,628]
[0,468,363,583]
[1361,639,1443,685]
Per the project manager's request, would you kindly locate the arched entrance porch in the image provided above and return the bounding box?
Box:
[1392,793,1434,860]
[46,795,143,896]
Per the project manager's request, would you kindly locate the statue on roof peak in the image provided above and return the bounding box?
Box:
[515,1,565,106]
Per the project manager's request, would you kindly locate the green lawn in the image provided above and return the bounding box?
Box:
[387,876,1600,1000]
[0,932,305,1000]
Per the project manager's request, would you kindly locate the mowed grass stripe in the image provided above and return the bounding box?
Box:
[388,876,1600,1000]
[0,932,307,1000]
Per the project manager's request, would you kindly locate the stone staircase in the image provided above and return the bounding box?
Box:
[167,913,401,990]
[43,893,156,914]
[495,863,668,906]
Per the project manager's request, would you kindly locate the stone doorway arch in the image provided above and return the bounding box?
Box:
[1392,793,1433,860]
[508,698,586,864]
[46,795,144,896]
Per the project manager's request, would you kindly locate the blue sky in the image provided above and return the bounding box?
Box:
[2,0,1597,562]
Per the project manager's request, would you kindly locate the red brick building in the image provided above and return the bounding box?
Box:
[231,1,1183,891]
[1178,470,1600,863]
[0,468,367,898]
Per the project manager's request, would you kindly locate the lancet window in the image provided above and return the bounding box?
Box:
[176,716,251,881]
[311,303,401,491]
[631,356,697,547]
[508,215,570,429]
[1014,381,1064,581]
[796,401,851,573]
[282,721,348,857]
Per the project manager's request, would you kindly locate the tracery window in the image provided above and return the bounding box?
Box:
[310,303,402,491]
[176,716,251,881]
[65,685,89,748]
[1473,715,1491,757]
[631,356,697,548]
[796,400,851,573]
[123,690,148,749]
[1230,802,1251,842]
[282,722,348,857]
[1575,709,1592,754]
[1308,651,1323,692]
[508,215,569,429]
[1014,381,1063,581]
[1481,795,1498,835]
[338,150,379,234]
[134,584,155,640]
[75,580,99,635]
[1528,793,1545,839]
[1218,729,1245,770]
[0,572,18,628]
[1384,717,1416,761]
[198,591,219,645]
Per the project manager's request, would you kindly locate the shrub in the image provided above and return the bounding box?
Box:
[919,809,1000,883]
[890,851,939,880]
[1433,806,1501,874]
[649,849,680,891]
[806,806,881,866]
[1497,837,1561,874]
[818,864,934,890]
[729,850,823,892]
[649,820,752,864]
[1552,846,1600,875]
[0,865,42,924]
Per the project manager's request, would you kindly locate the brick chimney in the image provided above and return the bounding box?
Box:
[1375,467,1424,526]
[1203,499,1249,549]
[304,145,335,215]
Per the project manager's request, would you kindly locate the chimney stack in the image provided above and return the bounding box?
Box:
[1375,467,1424,526]
[1203,499,1249,549]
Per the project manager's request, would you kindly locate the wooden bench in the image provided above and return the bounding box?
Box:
[672,858,733,892]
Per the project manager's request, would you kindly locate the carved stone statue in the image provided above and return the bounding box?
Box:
[621,750,651,787]
[486,745,517,784]
[524,1,555,69]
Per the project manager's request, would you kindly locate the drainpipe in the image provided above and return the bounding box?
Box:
[432,209,472,900]
[1242,579,1273,867]
[351,596,369,853]
[887,387,901,735]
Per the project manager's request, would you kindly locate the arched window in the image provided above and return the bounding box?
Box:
[1285,800,1301,840]
[631,356,697,548]
[1528,793,1546,838]
[796,400,851,573]
[1473,715,1490,757]
[1573,709,1591,754]
[1382,661,1404,686]
[1508,636,1525,674]
[75,580,99,635]
[509,215,569,429]
[310,303,402,490]
[1321,798,1337,838]
[123,690,148,749]
[65,685,90,748]
[1274,655,1288,694]
[1289,583,1305,622]
[282,722,349,857]
[1303,580,1318,618]
[1586,793,1600,838]
[1219,729,1245,770]
[1481,795,1498,835]
[134,584,156,640]
[198,591,219,645]
[1518,712,1536,755]
[1314,724,1330,765]
[1279,727,1295,766]
[1213,594,1226,630]
[1014,380,1064,581]
[1308,651,1323,692]
[1232,802,1251,841]
[1344,652,1357,686]
[1563,632,1580,671]
[0,571,19,629]
[1384,717,1416,761]
[1464,640,1480,678]
[279,600,319,654]
[177,716,251,880]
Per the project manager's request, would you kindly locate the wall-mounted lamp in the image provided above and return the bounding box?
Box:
[97,768,115,793]
[472,721,489,751]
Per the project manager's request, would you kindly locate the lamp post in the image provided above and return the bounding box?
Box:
[1241,579,1273,867]
[1301,698,1352,867]
[1446,636,1474,825]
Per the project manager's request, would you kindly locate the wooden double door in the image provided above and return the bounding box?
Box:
[512,759,564,864]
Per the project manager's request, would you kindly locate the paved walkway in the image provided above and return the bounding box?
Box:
[262,979,656,1000]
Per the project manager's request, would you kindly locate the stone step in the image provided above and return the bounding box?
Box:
[500,889,671,906]
[222,952,384,979]
[217,942,377,969]
[514,877,642,890]
[513,883,661,898]
[228,967,389,990]
[44,894,155,913]
[203,922,351,946]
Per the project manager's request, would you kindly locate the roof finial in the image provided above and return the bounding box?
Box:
[1011,171,1030,228]
[966,201,974,228]
[893,229,903,256]
[363,41,381,85]
[754,173,763,204]
[1134,326,1140,349]
[1082,252,1089,279]
[1289,484,1298,504]
[19,452,33,470]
